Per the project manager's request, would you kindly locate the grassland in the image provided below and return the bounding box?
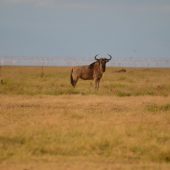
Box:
[0,66,170,170]
[0,66,170,96]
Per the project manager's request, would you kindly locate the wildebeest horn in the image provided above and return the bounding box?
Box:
[107,54,112,60]
[94,54,99,60]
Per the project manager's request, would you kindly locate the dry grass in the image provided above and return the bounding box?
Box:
[0,66,170,169]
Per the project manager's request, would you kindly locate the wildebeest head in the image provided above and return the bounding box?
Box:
[94,54,112,72]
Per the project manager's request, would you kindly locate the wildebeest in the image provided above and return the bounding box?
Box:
[70,54,112,89]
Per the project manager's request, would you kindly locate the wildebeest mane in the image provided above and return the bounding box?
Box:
[88,62,97,69]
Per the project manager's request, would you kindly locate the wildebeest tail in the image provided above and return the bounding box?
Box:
[70,68,74,87]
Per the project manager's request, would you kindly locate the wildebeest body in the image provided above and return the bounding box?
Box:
[70,54,112,89]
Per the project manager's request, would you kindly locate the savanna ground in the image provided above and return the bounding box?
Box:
[0,66,170,170]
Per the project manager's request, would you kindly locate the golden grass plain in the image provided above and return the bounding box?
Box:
[0,66,170,170]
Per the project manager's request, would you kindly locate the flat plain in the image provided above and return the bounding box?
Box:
[0,66,170,170]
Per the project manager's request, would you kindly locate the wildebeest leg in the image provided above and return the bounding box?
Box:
[94,79,100,90]
[97,79,100,89]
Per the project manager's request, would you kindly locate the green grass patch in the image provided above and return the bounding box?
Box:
[147,104,170,112]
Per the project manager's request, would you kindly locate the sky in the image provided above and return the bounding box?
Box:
[0,0,170,65]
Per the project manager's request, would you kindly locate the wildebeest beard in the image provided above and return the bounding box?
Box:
[101,63,106,72]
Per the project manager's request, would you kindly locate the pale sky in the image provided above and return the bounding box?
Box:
[0,0,170,60]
